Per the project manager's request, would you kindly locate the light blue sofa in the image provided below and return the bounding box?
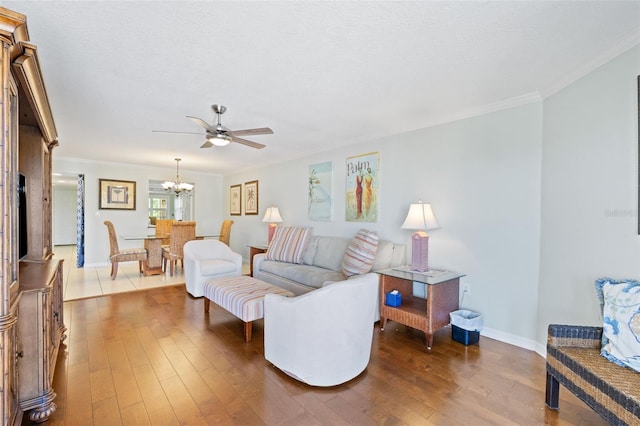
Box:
[253,233,405,290]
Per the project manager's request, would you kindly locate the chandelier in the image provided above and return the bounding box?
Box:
[162,158,194,194]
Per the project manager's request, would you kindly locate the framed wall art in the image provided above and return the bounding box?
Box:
[230,184,242,215]
[345,152,379,222]
[99,178,136,210]
[244,180,259,215]
[308,161,332,221]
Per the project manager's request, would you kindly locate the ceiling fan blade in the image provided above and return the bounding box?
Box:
[187,116,216,132]
[152,130,202,135]
[231,135,266,149]
[229,127,274,137]
[200,141,213,148]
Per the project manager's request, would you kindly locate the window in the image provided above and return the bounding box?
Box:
[149,195,170,223]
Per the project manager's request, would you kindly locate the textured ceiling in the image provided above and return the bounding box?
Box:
[4,1,640,175]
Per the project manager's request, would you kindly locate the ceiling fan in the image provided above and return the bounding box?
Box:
[153,104,272,149]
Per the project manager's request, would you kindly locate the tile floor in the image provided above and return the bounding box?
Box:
[55,245,249,301]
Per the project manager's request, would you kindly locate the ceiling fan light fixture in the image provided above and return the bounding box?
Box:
[207,133,232,146]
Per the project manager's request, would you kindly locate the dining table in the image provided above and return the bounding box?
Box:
[121,234,220,276]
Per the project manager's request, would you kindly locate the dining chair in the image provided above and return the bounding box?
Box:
[162,221,196,276]
[218,220,233,246]
[103,221,147,280]
[155,219,174,245]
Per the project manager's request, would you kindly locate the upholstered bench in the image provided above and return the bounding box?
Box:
[203,276,294,342]
[546,324,640,425]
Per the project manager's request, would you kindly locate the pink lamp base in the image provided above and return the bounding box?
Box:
[267,224,277,244]
[410,231,430,272]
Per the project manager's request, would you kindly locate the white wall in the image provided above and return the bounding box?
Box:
[53,186,77,245]
[223,102,543,347]
[53,157,223,266]
[537,45,640,344]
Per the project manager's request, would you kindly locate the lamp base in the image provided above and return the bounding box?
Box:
[410,231,430,272]
[267,224,277,244]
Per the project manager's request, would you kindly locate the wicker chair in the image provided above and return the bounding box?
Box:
[103,221,147,280]
[218,220,233,246]
[162,221,196,276]
[155,219,174,245]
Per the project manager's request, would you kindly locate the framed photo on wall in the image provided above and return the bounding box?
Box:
[245,180,259,215]
[230,184,242,215]
[99,178,136,210]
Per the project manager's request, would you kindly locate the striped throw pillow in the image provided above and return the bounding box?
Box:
[341,229,379,277]
[266,226,311,264]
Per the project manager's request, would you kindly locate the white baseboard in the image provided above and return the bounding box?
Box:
[83,261,110,268]
[480,326,547,358]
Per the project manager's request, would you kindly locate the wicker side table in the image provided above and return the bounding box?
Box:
[378,268,464,350]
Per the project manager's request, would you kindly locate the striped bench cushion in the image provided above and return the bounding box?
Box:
[204,276,293,322]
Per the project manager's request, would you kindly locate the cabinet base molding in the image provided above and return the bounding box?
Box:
[20,389,56,423]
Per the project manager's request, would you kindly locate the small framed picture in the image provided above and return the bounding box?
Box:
[99,179,136,210]
[230,184,242,215]
[244,180,259,215]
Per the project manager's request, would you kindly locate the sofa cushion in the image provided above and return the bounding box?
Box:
[312,237,350,272]
[302,235,319,265]
[596,278,640,373]
[200,259,238,276]
[266,226,311,264]
[341,229,379,277]
[260,260,346,289]
[372,240,394,271]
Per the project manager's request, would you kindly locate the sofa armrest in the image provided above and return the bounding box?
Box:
[547,324,603,349]
[253,253,266,275]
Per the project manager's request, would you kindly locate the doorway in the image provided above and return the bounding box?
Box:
[52,173,84,267]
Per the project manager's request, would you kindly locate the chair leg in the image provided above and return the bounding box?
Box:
[545,371,560,409]
[139,261,143,274]
[169,260,175,276]
[110,262,118,280]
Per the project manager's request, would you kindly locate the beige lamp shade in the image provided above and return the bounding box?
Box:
[262,207,283,223]
[401,202,439,231]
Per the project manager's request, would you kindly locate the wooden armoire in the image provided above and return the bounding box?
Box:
[0,8,65,425]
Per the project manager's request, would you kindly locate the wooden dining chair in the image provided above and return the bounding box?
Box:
[155,219,174,245]
[219,220,233,246]
[104,221,147,280]
[162,221,196,276]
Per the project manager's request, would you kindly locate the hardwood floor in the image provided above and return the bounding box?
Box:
[35,284,606,425]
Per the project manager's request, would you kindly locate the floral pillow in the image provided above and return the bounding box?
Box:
[595,278,640,373]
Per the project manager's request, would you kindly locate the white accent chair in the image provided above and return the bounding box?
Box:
[264,273,379,386]
[183,239,243,297]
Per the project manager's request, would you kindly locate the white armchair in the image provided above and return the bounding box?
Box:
[183,240,243,297]
[264,273,379,386]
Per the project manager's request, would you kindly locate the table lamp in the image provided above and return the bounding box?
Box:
[262,207,283,244]
[401,201,440,272]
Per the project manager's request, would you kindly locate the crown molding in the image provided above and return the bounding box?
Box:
[418,91,543,131]
[541,31,640,99]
